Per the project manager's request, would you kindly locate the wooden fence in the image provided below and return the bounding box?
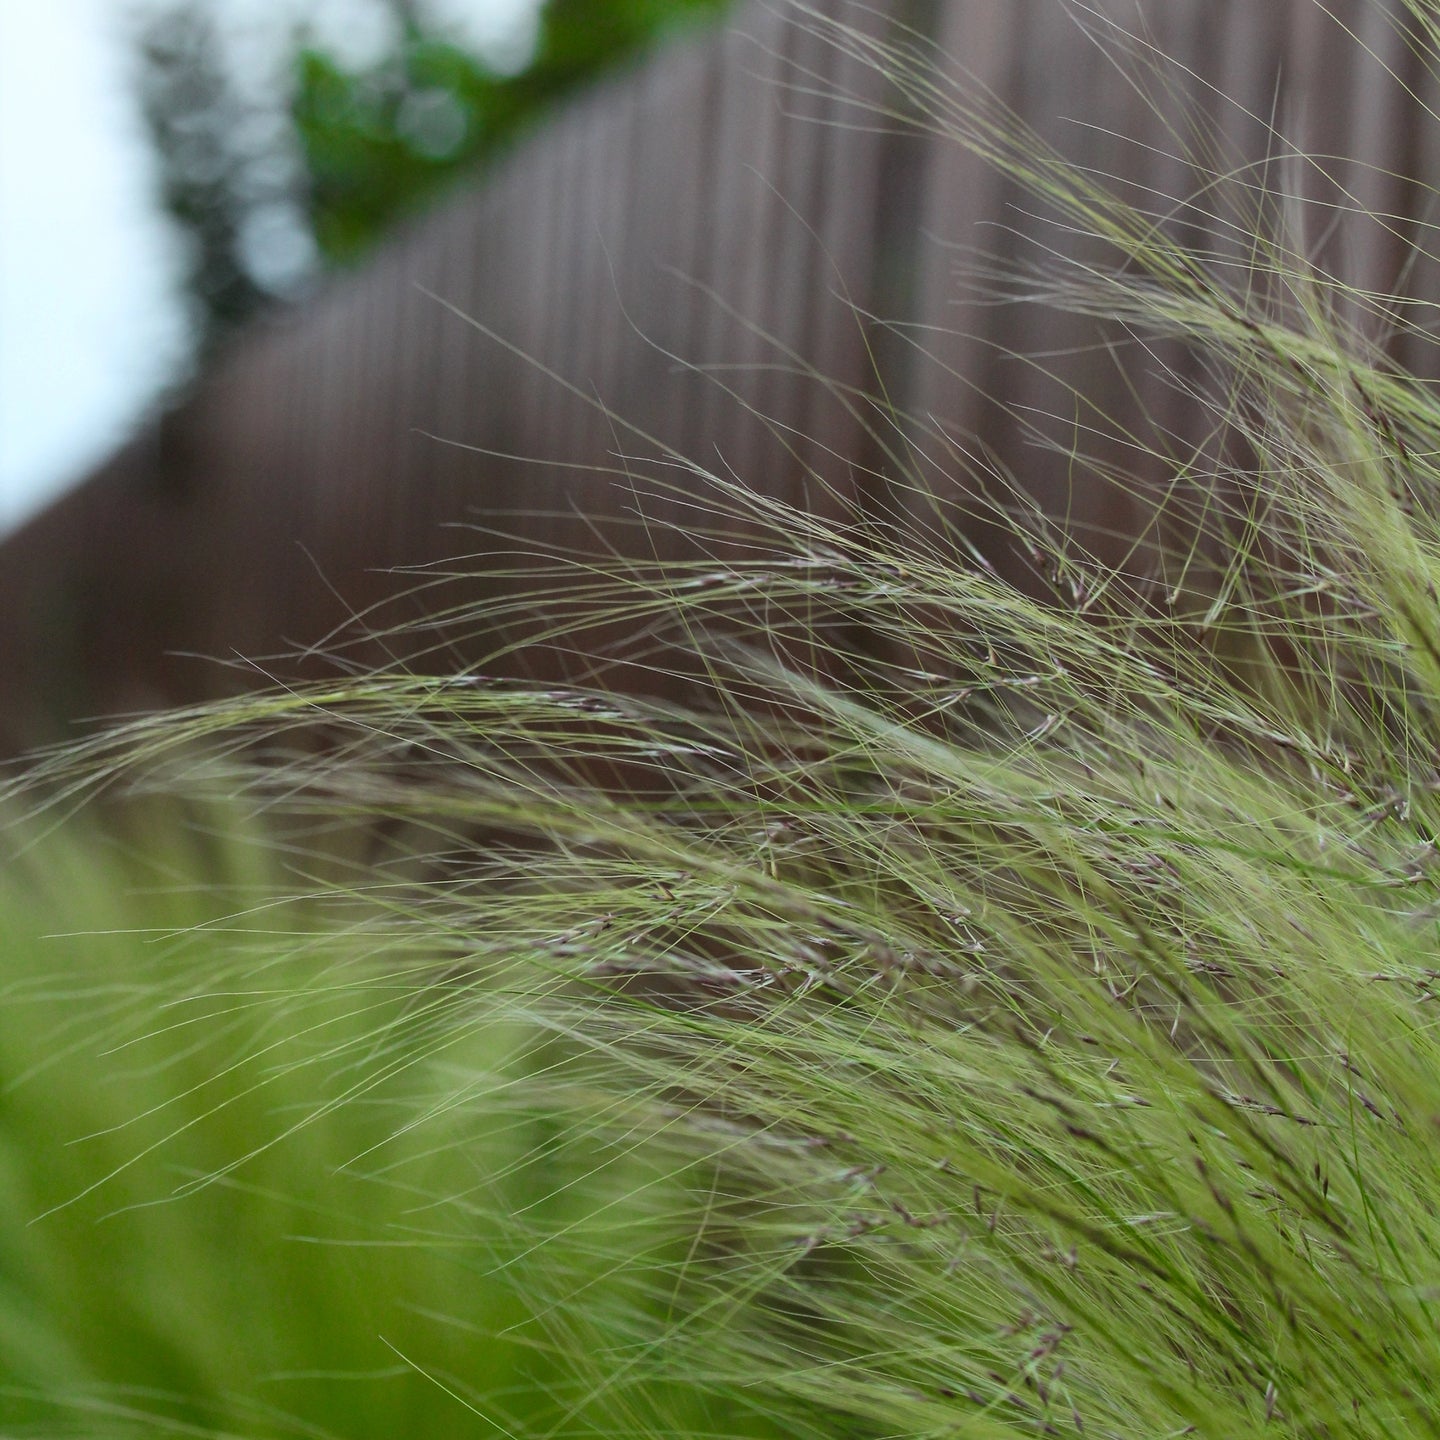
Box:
[3,0,1437,747]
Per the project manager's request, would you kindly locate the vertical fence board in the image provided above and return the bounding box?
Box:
[902,0,1026,543]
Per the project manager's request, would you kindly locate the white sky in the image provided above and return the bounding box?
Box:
[0,0,542,537]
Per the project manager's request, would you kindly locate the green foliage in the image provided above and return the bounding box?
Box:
[68,1,1440,1434]
[293,0,732,264]
[133,0,735,348]
[298,0,737,263]
[0,815,799,1437]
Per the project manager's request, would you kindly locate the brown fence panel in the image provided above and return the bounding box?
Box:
[7,0,1440,741]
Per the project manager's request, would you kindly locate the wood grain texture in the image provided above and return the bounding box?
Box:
[1,0,1434,741]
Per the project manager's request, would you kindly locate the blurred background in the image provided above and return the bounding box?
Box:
[0,0,730,535]
[2,0,1425,758]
